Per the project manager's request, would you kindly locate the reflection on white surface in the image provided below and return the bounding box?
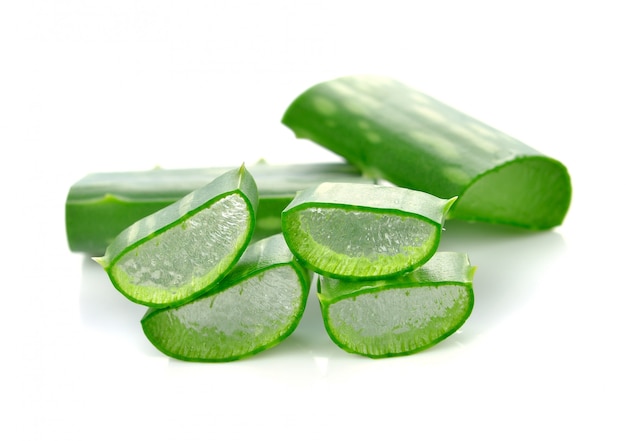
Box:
[439,221,567,333]
[79,257,147,335]
[77,218,568,380]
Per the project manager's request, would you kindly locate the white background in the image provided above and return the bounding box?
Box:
[2,1,625,440]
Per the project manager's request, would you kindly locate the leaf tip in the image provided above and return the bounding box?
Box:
[468,264,478,282]
[445,195,459,214]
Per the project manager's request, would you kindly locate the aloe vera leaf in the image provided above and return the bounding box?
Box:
[282,75,572,230]
[141,234,310,362]
[317,252,476,358]
[282,182,456,280]
[94,165,258,308]
[66,162,372,255]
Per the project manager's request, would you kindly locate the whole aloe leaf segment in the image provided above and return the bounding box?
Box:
[282,75,572,230]
[66,162,373,255]
[318,252,475,358]
[141,234,311,362]
[282,182,456,280]
[94,165,258,307]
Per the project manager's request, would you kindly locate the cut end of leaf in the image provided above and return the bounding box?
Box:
[141,264,308,362]
[96,166,259,307]
[322,283,473,358]
[282,183,452,280]
[452,156,572,229]
[318,251,475,358]
[284,206,439,279]
[110,192,254,306]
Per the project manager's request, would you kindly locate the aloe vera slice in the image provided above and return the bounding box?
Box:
[94,165,258,307]
[282,182,456,280]
[282,75,572,230]
[141,234,310,362]
[318,252,475,358]
[66,162,373,255]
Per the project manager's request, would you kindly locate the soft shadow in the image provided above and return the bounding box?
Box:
[193,221,568,379]
[439,220,568,335]
[79,257,149,346]
[78,220,567,376]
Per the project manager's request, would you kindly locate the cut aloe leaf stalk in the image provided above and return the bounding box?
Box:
[282,75,572,230]
[318,252,475,358]
[66,162,373,255]
[94,165,258,307]
[282,182,456,280]
[141,234,311,362]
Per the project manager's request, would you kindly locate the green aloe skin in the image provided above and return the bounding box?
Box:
[318,252,476,358]
[282,182,456,280]
[66,162,374,256]
[74,75,545,360]
[141,234,311,362]
[282,75,572,230]
[94,165,258,308]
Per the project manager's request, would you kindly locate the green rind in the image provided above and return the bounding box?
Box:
[96,166,258,308]
[98,165,257,266]
[321,283,474,358]
[141,235,310,362]
[318,251,476,301]
[283,181,456,222]
[66,162,373,255]
[318,252,475,358]
[282,182,456,280]
[281,74,572,230]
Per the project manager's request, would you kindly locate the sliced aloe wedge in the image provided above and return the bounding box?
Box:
[282,182,456,280]
[318,252,476,358]
[141,234,310,362]
[66,162,373,255]
[94,165,258,307]
[282,75,572,230]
